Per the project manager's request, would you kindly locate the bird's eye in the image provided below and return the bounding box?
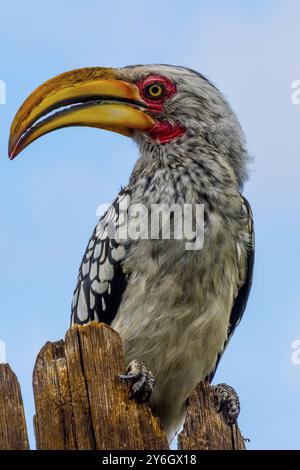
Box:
[143,82,165,100]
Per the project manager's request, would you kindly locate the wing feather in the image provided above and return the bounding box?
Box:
[71,188,129,325]
[207,195,255,382]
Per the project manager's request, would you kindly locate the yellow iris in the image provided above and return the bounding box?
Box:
[148,83,163,98]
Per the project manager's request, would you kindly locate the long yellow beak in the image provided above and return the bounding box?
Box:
[9,67,155,159]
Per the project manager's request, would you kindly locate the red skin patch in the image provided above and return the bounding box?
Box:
[138,75,186,144]
[148,121,185,144]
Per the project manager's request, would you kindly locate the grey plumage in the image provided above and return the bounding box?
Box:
[71,65,254,442]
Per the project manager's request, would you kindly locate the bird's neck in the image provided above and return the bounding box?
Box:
[128,141,240,209]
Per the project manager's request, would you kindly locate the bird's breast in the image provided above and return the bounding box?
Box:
[112,219,240,391]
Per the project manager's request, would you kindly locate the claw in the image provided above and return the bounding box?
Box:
[119,359,155,403]
[119,373,136,380]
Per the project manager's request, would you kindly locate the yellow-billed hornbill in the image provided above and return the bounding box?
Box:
[9,65,254,442]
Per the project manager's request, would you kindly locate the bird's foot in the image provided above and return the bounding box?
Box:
[212,383,240,425]
[119,359,155,402]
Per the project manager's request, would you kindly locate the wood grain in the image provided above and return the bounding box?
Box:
[0,364,29,450]
[33,322,169,450]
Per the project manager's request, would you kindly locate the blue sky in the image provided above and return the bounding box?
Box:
[0,0,299,450]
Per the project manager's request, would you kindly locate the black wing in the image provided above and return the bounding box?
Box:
[207,195,255,383]
[71,188,130,326]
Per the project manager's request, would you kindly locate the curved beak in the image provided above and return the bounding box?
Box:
[8,67,155,159]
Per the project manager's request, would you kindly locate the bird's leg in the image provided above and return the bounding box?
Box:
[119,359,155,402]
[212,383,240,424]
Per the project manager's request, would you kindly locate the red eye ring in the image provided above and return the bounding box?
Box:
[138,75,176,109]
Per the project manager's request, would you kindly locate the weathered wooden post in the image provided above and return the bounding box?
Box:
[178,381,245,450]
[0,322,246,450]
[33,322,168,450]
[0,364,29,450]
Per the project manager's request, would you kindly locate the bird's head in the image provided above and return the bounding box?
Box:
[9,64,248,188]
